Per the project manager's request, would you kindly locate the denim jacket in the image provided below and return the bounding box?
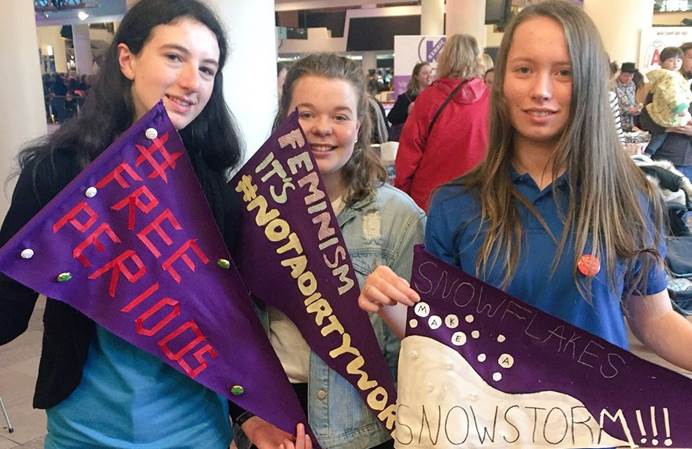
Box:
[235,183,425,449]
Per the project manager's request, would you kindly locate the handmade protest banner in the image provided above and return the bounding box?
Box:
[0,102,312,439]
[395,246,692,449]
[231,111,398,430]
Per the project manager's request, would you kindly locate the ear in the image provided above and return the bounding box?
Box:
[117,43,136,81]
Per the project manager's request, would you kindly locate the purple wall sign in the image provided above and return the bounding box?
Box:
[0,102,311,439]
[231,112,398,431]
[394,245,692,448]
[422,37,446,63]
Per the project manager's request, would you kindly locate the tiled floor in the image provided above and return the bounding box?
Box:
[1,297,690,448]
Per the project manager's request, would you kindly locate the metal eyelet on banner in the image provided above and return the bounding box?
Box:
[20,248,34,260]
[56,272,72,282]
[217,259,231,269]
[145,127,158,140]
[230,385,245,396]
[85,186,98,198]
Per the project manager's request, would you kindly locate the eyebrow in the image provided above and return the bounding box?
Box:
[160,43,219,68]
[295,102,354,113]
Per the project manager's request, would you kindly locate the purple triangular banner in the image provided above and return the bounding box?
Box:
[395,245,692,448]
[231,112,398,432]
[0,102,312,439]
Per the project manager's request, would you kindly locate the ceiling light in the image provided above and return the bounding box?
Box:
[77,10,88,20]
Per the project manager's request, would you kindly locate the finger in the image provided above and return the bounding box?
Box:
[369,276,419,306]
[358,293,383,313]
[371,266,420,303]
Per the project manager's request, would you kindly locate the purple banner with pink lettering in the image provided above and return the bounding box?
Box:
[0,102,310,437]
[231,112,398,431]
[395,245,692,448]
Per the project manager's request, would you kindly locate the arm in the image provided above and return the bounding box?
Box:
[0,161,49,344]
[624,290,692,371]
[386,94,410,126]
[394,94,432,194]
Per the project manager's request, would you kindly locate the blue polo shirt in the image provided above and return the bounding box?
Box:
[425,172,667,349]
[44,326,232,449]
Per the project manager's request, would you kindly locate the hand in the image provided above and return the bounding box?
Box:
[241,416,294,449]
[280,423,312,449]
[358,265,420,313]
[666,123,692,136]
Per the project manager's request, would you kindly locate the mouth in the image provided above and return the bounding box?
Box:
[524,109,558,117]
[310,143,337,153]
[165,94,196,108]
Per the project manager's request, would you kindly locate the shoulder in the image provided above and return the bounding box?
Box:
[429,183,478,213]
[370,183,425,219]
[16,148,80,205]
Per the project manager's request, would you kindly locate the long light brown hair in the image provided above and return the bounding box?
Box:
[455,0,664,298]
[435,34,484,80]
[274,53,386,205]
[406,62,430,96]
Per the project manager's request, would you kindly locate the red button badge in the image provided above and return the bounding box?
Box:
[577,254,600,277]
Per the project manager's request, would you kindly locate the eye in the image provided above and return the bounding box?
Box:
[298,110,314,120]
[200,66,216,78]
[335,114,350,122]
[165,53,182,63]
[514,66,531,75]
[556,68,572,78]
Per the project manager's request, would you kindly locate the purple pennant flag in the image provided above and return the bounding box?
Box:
[0,102,311,438]
[395,246,692,448]
[231,112,398,431]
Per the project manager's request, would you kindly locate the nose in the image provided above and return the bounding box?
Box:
[178,63,201,91]
[530,71,552,102]
[311,115,332,136]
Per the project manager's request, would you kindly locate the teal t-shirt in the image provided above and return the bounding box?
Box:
[45,326,231,449]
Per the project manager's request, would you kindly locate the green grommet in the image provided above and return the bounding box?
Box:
[57,272,72,282]
[230,385,245,396]
[217,258,231,269]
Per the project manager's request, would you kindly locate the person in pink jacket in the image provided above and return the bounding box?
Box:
[395,34,490,211]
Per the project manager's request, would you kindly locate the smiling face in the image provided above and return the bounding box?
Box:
[118,17,220,130]
[503,16,572,153]
[288,75,361,196]
[417,64,432,88]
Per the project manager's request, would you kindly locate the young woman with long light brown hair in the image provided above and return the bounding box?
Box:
[360,0,692,371]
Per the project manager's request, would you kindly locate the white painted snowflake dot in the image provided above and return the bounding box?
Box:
[408,319,418,329]
[465,314,474,323]
[428,315,441,329]
[492,372,502,382]
[20,248,34,259]
[145,127,158,140]
[652,439,659,446]
[414,302,430,318]
[451,331,467,346]
[444,314,459,329]
[85,186,98,198]
[664,438,672,446]
[477,353,487,362]
[497,334,506,343]
[498,353,515,368]
[471,330,480,339]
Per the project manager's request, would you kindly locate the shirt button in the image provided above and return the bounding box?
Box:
[316,389,327,400]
